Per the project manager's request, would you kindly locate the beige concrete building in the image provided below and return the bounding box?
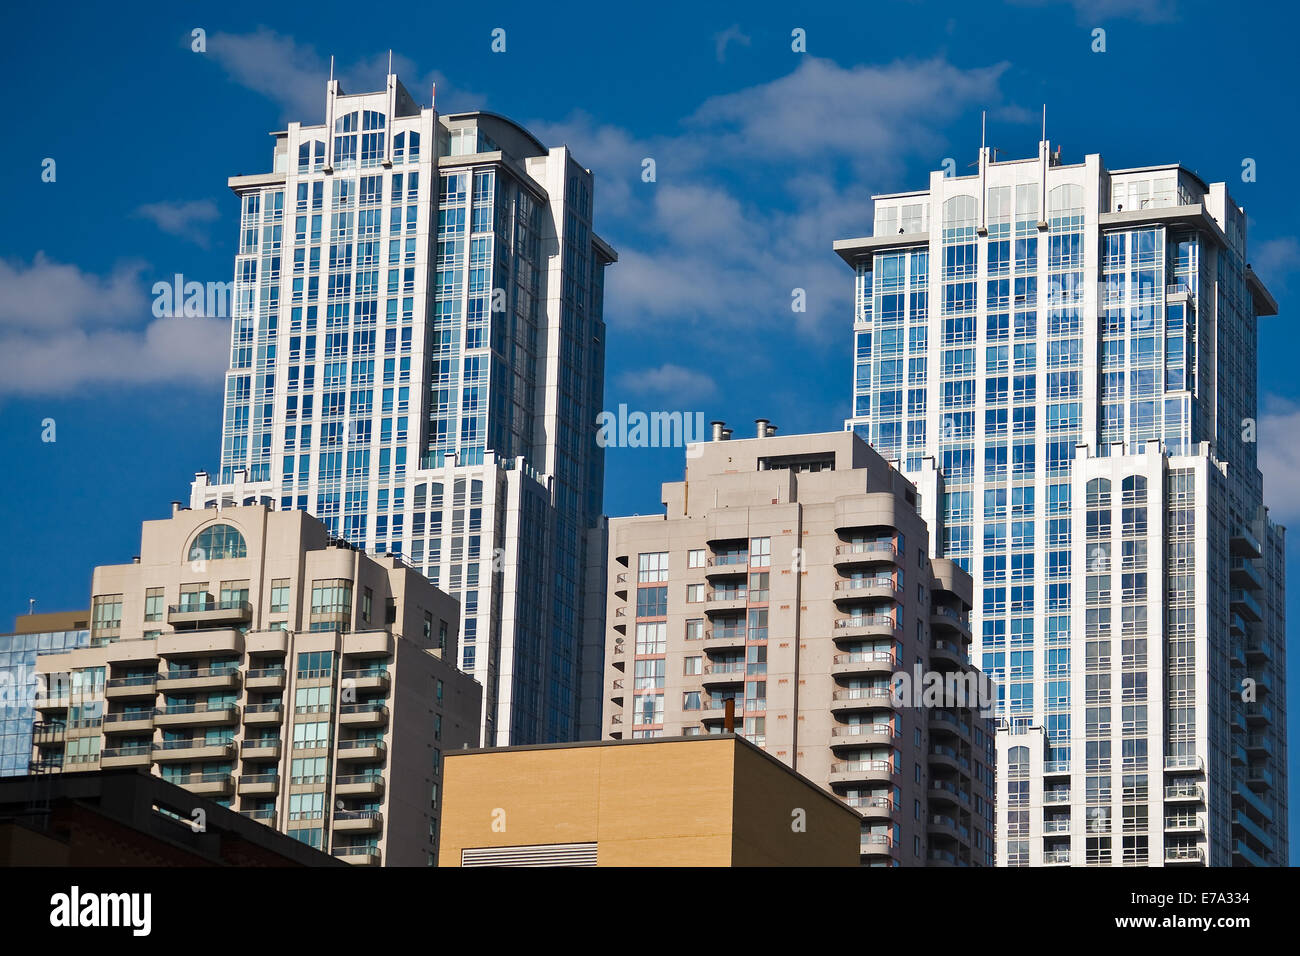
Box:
[601,425,996,866]
[29,503,481,866]
[439,734,862,866]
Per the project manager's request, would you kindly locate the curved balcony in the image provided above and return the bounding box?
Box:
[700,663,746,687]
[829,759,898,786]
[832,578,901,608]
[701,629,747,652]
[844,795,896,820]
[703,557,749,581]
[831,650,896,678]
[832,616,900,641]
[927,744,969,773]
[830,687,894,714]
[332,847,382,866]
[31,722,66,747]
[930,639,964,669]
[859,832,896,860]
[1164,844,1205,865]
[341,669,391,694]
[698,699,744,724]
[927,813,969,844]
[930,605,971,638]
[704,591,748,616]
[166,600,253,628]
[829,723,897,751]
[928,779,968,808]
[833,541,900,572]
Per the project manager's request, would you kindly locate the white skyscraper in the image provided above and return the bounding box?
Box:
[837,139,1286,866]
[191,73,617,746]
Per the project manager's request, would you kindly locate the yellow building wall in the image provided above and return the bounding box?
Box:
[439,737,861,867]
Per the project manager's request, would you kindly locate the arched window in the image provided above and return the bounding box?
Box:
[298,139,324,173]
[1086,478,1111,507]
[1121,475,1147,503]
[189,524,247,562]
[1008,745,1030,777]
[942,195,978,231]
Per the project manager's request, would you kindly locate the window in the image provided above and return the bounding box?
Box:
[687,549,706,569]
[636,586,668,617]
[309,579,352,631]
[270,579,290,614]
[143,588,164,623]
[749,538,771,567]
[685,584,705,604]
[189,524,247,562]
[638,552,669,582]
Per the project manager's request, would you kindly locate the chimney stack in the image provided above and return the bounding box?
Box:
[721,427,733,441]
[711,420,726,442]
[755,418,769,438]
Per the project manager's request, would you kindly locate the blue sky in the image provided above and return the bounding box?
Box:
[1,0,1296,854]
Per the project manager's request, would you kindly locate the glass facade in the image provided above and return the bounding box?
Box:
[0,628,90,776]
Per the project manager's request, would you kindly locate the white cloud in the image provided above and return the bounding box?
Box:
[615,363,717,403]
[1007,0,1179,24]
[714,24,752,63]
[1257,395,1300,525]
[208,28,485,123]
[135,200,221,247]
[1250,237,1300,294]
[540,56,1007,340]
[0,255,229,395]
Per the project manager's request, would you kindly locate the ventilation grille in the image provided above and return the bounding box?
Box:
[461,842,598,867]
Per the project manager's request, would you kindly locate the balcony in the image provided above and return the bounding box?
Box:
[928,745,969,773]
[930,639,963,668]
[157,666,242,694]
[701,629,747,652]
[832,578,900,607]
[833,541,899,571]
[100,745,151,768]
[1245,734,1273,758]
[332,846,382,866]
[831,650,896,678]
[154,703,241,728]
[858,833,896,858]
[239,808,276,823]
[31,721,67,747]
[336,739,387,762]
[246,629,290,655]
[830,687,893,714]
[153,739,237,762]
[1164,844,1205,865]
[704,590,748,615]
[236,773,280,796]
[333,811,383,833]
[830,724,896,750]
[930,605,971,637]
[244,702,284,726]
[700,663,746,687]
[105,675,158,699]
[1043,790,1071,805]
[610,677,624,704]
[1230,558,1263,591]
[698,699,744,723]
[1164,816,1203,835]
[832,616,899,640]
[33,694,70,714]
[829,759,898,786]
[245,666,287,690]
[927,848,959,866]
[1245,764,1273,792]
[1043,760,1071,777]
[173,772,235,797]
[1164,784,1204,803]
[241,738,282,760]
[1163,754,1204,774]
[1042,848,1071,866]
[928,779,968,807]
[844,795,895,819]
[341,669,391,693]
[340,702,389,728]
[335,774,385,798]
[1230,589,1262,622]
[928,813,969,843]
[1245,703,1273,726]
[166,599,253,628]
[1245,640,1272,664]
[1230,525,1262,559]
[101,711,155,735]
[703,557,748,581]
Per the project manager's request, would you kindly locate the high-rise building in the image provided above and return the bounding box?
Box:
[600,426,996,866]
[190,72,617,746]
[27,503,481,867]
[836,141,1286,865]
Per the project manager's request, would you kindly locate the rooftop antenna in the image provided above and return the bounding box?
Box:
[388,49,393,75]
[1041,103,1046,142]
[329,55,335,84]
[27,598,35,615]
